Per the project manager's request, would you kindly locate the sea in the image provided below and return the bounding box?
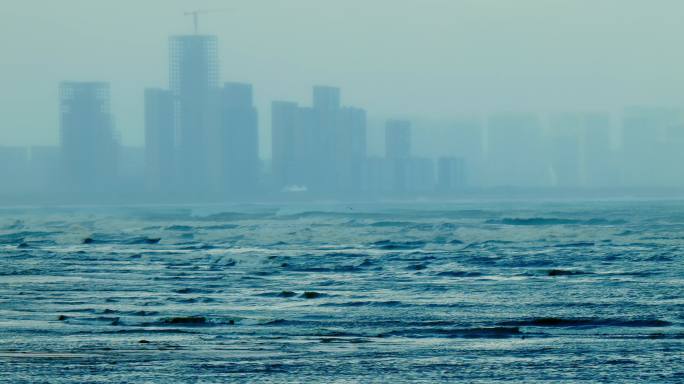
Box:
[0,200,682,383]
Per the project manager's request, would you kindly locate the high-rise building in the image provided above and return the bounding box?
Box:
[311,86,341,193]
[119,146,145,192]
[486,113,547,187]
[220,82,259,195]
[407,157,435,192]
[169,35,220,191]
[59,82,118,194]
[548,112,615,188]
[621,107,682,187]
[144,88,175,192]
[29,146,60,192]
[313,86,341,111]
[385,120,411,160]
[385,120,412,192]
[437,156,466,191]
[271,87,366,195]
[272,101,306,190]
[0,146,29,195]
[547,115,583,188]
[335,107,367,193]
[582,113,616,188]
[450,118,484,187]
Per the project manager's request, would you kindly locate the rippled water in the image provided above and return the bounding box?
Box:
[0,201,682,383]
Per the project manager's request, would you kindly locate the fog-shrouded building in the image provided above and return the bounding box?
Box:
[271,101,303,190]
[407,157,435,193]
[486,113,547,188]
[144,88,175,192]
[385,119,412,193]
[450,118,484,187]
[0,146,29,195]
[271,86,366,195]
[437,156,466,191]
[29,146,60,192]
[335,106,367,193]
[59,82,119,194]
[581,112,616,188]
[548,112,616,188]
[547,115,583,188]
[220,82,259,195]
[311,85,340,193]
[170,35,220,192]
[621,107,684,187]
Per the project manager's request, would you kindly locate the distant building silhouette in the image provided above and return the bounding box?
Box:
[144,88,175,192]
[621,107,683,187]
[407,157,435,193]
[271,87,366,195]
[119,146,145,192]
[548,112,616,188]
[547,115,583,188]
[271,101,302,190]
[437,156,466,191]
[170,35,220,193]
[311,86,341,192]
[385,120,412,192]
[450,118,484,186]
[581,113,617,188]
[313,85,341,111]
[29,146,60,192]
[220,82,259,195]
[486,113,547,187]
[0,146,29,195]
[59,82,118,194]
[385,120,411,160]
[336,106,367,193]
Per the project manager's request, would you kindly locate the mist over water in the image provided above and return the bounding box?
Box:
[3,1,684,201]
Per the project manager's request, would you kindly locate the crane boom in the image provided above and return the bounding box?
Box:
[183,8,231,34]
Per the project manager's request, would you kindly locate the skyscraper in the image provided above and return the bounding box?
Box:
[437,156,466,191]
[486,113,547,187]
[29,146,60,193]
[0,146,29,195]
[313,86,341,111]
[144,88,175,192]
[385,120,411,160]
[385,120,412,192]
[335,107,367,193]
[311,86,341,193]
[169,35,220,192]
[621,107,682,187]
[547,114,583,188]
[220,82,259,195]
[548,112,615,188]
[271,101,301,190]
[59,82,118,194]
[450,118,484,187]
[271,87,366,195]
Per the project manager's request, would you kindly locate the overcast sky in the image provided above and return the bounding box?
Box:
[2,0,684,155]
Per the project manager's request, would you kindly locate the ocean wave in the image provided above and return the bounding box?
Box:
[487,217,627,226]
[378,326,524,339]
[371,240,426,250]
[499,317,672,328]
[82,235,161,245]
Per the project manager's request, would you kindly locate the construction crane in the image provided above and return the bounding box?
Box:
[184,8,231,34]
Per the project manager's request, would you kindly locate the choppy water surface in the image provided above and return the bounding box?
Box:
[0,201,682,383]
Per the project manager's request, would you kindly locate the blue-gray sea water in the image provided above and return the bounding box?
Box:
[0,201,682,383]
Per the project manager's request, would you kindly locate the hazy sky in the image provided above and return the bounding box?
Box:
[2,0,684,156]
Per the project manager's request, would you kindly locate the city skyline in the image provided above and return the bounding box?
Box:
[4,2,684,200]
[4,0,684,153]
